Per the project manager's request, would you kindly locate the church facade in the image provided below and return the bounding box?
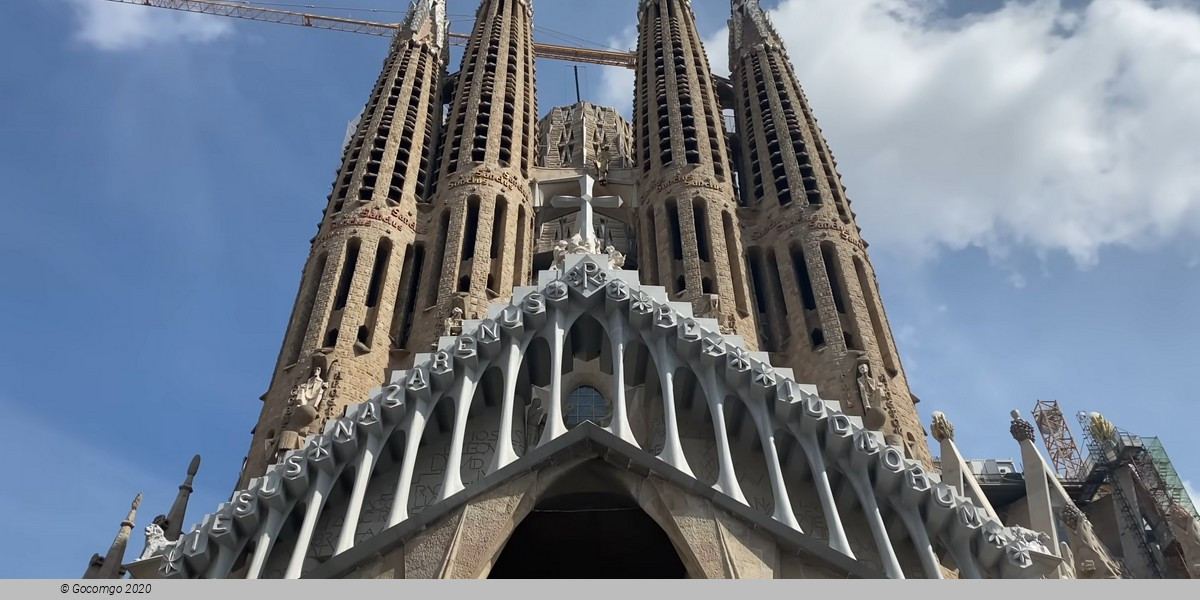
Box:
[79,0,1198,580]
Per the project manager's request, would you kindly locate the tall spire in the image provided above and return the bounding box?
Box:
[164,454,200,541]
[730,0,784,55]
[234,0,451,490]
[726,0,933,466]
[632,0,759,343]
[84,493,141,579]
[413,0,539,335]
[398,0,448,51]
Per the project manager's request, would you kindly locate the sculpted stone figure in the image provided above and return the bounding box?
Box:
[552,239,569,271]
[276,365,331,462]
[295,367,329,410]
[139,517,170,560]
[273,430,307,463]
[566,232,595,255]
[701,294,721,320]
[443,307,464,337]
[721,314,737,335]
[1010,526,1053,555]
[856,363,888,429]
[595,142,612,184]
[605,245,625,270]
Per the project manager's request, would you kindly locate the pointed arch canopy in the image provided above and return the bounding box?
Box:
[148,254,1062,580]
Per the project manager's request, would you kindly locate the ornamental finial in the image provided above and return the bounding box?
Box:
[930,411,955,442]
[1010,410,1035,442]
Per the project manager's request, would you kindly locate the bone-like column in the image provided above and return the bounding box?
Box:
[606,318,637,446]
[206,543,238,579]
[538,314,569,447]
[788,427,854,558]
[947,539,982,579]
[440,374,480,501]
[490,342,524,472]
[749,406,800,530]
[699,369,746,503]
[892,502,943,579]
[245,486,289,579]
[335,438,383,555]
[245,512,282,579]
[651,342,693,476]
[387,401,431,527]
[284,471,334,579]
[841,459,904,578]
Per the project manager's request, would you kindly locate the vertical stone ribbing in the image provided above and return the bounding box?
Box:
[634,0,758,346]
[236,1,448,489]
[412,0,538,347]
[538,103,634,170]
[729,0,931,466]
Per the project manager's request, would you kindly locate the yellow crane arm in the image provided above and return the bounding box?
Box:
[100,0,636,69]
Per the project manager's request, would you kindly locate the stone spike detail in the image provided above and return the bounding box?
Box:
[85,493,141,579]
[165,454,201,541]
[727,0,933,467]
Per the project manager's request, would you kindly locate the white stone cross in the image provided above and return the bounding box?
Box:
[550,174,623,253]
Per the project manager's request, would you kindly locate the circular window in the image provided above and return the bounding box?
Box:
[566,386,608,427]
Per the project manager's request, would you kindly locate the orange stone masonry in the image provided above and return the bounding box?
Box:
[728,0,932,466]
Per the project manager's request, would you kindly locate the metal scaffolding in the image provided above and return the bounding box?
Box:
[1032,400,1086,480]
[1142,437,1200,521]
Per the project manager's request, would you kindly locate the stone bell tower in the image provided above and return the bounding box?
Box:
[409,0,539,343]
[234,0,449,489]
[728,0,931,465]
[633,0,759,346]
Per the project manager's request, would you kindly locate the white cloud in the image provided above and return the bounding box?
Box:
[598,24,638,117]
[68,0,233,51]
[691,0,1200,265]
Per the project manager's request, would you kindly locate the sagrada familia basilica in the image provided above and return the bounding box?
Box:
[80,0,1200,579]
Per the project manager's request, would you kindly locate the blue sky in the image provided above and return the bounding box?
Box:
[1,0,1198,578]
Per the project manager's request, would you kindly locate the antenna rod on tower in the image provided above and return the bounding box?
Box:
[574,65,582,103]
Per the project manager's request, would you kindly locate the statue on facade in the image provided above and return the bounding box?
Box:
[698,294,721,320]
[552,238,569,271]
[566,232,595,255]
[856,363,888,429]
[442,307,464,337]
[1009,526,1053,555]
[595,142,612,184]
[721,314,737,335]
[275,364,332,462]
[605,245,625,270]
[138,516,170,560]
[295,367,330,410]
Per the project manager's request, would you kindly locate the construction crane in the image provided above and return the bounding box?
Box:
[101,0,637,69]
[1032,400,1085,480]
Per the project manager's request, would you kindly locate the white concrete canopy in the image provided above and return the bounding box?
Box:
[140,255,1063,579]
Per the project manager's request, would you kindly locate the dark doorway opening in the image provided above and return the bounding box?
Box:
[488,491,688,578]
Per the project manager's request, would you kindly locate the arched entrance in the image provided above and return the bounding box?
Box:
[487,461,688,578]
